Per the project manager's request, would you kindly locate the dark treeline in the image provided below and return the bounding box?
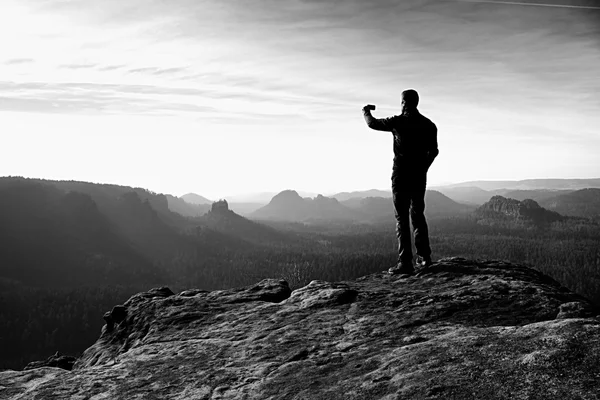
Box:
[0,282,144,370]
[1,177,599,370]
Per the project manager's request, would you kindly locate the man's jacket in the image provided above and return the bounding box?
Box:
[363,108,439,171]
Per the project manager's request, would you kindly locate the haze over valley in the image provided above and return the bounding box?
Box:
[2,175,600,371]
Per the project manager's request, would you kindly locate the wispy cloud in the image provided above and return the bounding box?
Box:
[2,0,598,124]
[5,58,35,65]
[127,66,188,76]
[0,79,350,122]
[59,63,98,70]
[97,64,126,71]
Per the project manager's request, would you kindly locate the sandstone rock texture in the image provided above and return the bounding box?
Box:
[23,352,76,372]
[2,257,600,399]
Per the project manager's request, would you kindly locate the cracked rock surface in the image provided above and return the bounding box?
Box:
[2,257,600,399]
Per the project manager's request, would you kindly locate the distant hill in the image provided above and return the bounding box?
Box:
[227,202,265,216]
[0,177,262,287]
[500,189,573,203]
[539,188,600,219]
[476,196,562,227]
[181,193,212,205]
[332,189,391,202]
[0,178,162,287]
[34,178,188,231]
[341,190,473,223]
[25,179,199,261]
[435,187,578,206]
[167,195,210,217]
[441,178,600,191]
[425,190,476,217]
[198,200,293,246]
[431,186,492,205]
[251,190,358,222]
[166,196,265,218]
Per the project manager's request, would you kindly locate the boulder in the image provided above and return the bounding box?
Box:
[1,258,599,399]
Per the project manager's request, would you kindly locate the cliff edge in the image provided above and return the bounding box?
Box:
[1,258,599,399]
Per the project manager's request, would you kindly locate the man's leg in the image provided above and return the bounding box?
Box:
[409,176,432,263]
[392,174,413,265]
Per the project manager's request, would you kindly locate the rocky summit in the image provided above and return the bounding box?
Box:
[2,258,600,399]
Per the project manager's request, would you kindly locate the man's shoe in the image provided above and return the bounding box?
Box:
[417,257,433,268]
[388,262,415,276]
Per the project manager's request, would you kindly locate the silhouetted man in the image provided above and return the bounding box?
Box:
[362,89,438,275]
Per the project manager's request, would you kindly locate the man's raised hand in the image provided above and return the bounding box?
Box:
[363,104,376,111]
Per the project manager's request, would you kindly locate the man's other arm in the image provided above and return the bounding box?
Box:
[362,107,396,132]
[425,122,439,170]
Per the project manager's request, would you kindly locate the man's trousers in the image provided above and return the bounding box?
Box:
[391,168,432,264]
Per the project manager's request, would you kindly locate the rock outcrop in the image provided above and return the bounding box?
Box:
[210,199,230,214]
[477,196,563,226]
[198,200,291,246]
[2,258,600,399]
[23,352,77,372]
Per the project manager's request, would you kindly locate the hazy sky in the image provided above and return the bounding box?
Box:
[2,0,599,199]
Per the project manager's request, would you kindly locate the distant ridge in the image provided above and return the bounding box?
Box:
[199,200,291,245]
[341,190,473,222]
[166,195,210,217]
[181,193,212,205]
[225,191,318,204]
[431,186,493,205]
[251,190,357,222]
[440,178,600,191]
[425,190,475,217]
[539,188,600,219]
[251,189,472,223]
[501,189,574,203]
[332,189,391,202]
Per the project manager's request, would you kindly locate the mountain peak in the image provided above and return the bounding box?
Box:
[181,193,212,205]
[271,190,302,202]
[252,191,354,222]
[313,194,338,204]
[6,258,599,399]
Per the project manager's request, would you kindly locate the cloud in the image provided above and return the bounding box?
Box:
[0,80,335,121]
[60,63,98,69]
[5,58,35,65]
[97,64,126,71]
[127,66,187,75]
[7,0,599,125]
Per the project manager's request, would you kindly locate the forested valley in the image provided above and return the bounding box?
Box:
[1,177,599,370]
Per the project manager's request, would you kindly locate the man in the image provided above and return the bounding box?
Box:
[362,89,438,275]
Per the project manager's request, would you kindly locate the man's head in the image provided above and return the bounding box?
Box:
[401,89,419,113]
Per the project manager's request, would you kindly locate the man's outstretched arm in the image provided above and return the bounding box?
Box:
[362,105,396,132]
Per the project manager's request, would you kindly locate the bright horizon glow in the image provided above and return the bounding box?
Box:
[2,0,599,200]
